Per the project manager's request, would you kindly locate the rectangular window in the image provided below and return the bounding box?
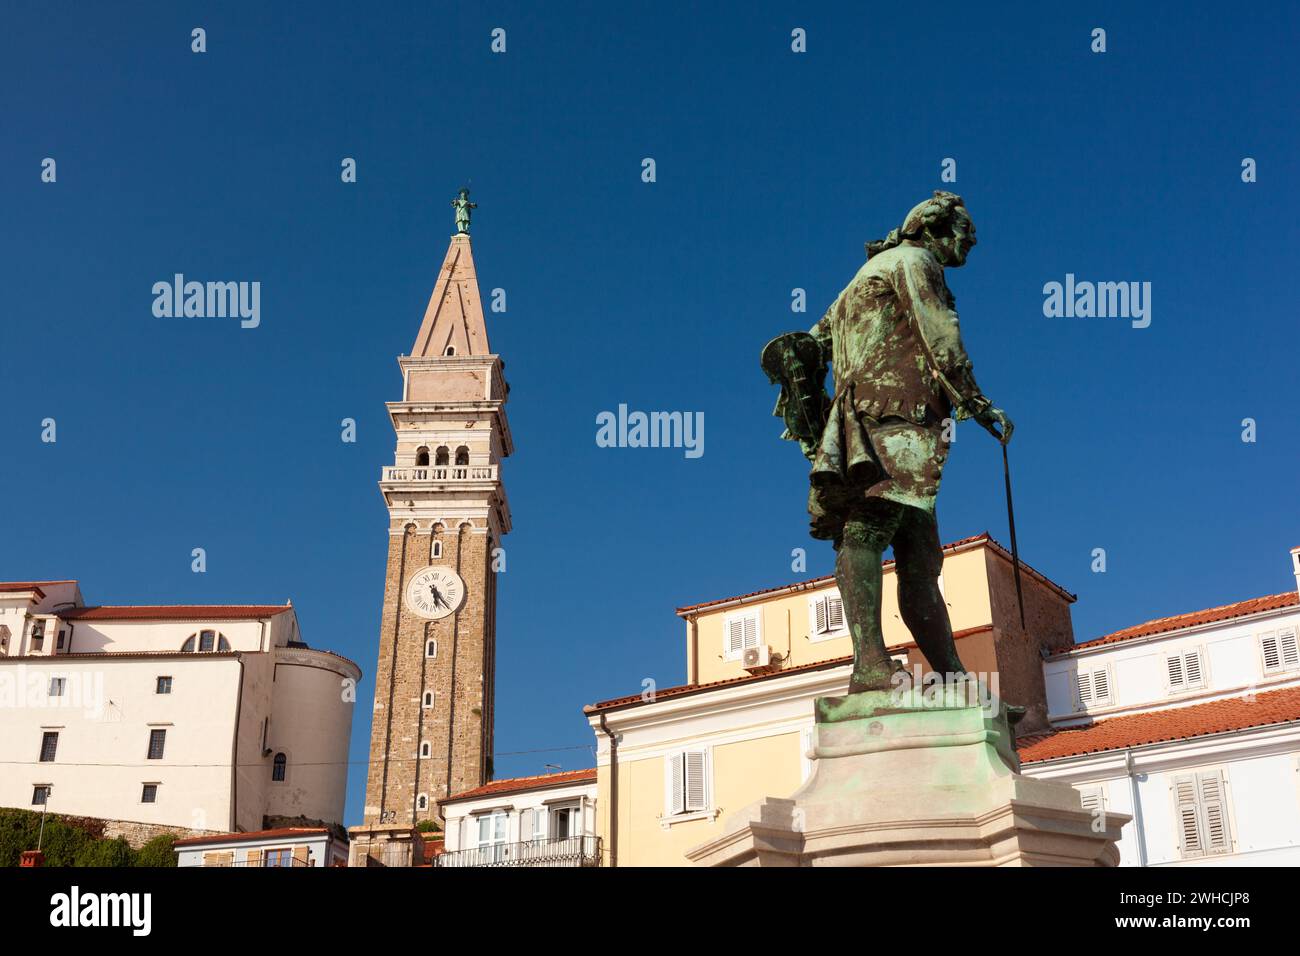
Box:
[724,611,761,660]
[141,784,158,804]
[1260,628,1300,675]
[475,811,509,863]
[39,731,58,762]
[264,848,293,867]
[664,749,709,816]
[1167,650,1206,692]
[156,676,172,694]
[1075,667,1113,709]
[147,729,166,760]
[31,622,45,651]
[48,677,66,697]
[1174,770,1232,858]
[32,785,51,806]
[199,630,215,652]
[809,592,847,639]
[551,804,579,841]
[56,631,66,651]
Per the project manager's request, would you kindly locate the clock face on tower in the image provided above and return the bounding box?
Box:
[405,566,466,620]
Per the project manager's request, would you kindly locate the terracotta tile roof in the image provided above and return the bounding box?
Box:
[1017,685,1300,763]
[586,625,994,713]
[173,827,329,847]
[61,604,292,621]
[1074,591,1299,650]
[0,580,76,590]
[674,532,1073,614]
[442,767,597,804]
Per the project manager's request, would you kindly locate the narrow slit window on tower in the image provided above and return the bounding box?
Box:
[417,794,429,810]
[423,691,434,708]
[432,541,443,558]
[426,639,437,658]
[272,752,287,782]
[420,742,431,758]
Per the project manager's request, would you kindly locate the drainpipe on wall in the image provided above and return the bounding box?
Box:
[686,614,698,685]
[598,713,618,868]
[1124,748,1149,867]
[229,655,246,832]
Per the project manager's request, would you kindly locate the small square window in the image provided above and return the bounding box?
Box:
[48,678,66,697]
[156,676,172,695]
[147,729,166,760]
[32,785,51,806]
[141,784,158,803]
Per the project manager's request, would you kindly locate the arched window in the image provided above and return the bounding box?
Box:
[444,345,456,356]
[415,446,430,467]
[420,742,431,758]
[432,541,443,558]
[455,446,469,466]
[182,631,230,653]
[423,691,434,708]
[272,752,287,782]
[435,446,450,467]
[426,639,437,658]
[417,794,429,810]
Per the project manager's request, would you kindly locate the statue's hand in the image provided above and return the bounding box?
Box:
[976,405,1014,445]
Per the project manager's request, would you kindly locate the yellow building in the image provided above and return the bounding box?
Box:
[583,533,1076,866]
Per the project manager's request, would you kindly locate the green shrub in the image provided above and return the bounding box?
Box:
[133,834,178,867]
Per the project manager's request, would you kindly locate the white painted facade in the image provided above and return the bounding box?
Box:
[175,828,347,867]
[0,581,360,837]
[1022,548,1300,866]
[439,772,598,866]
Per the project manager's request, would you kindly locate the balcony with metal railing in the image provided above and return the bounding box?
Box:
[381,465,498,482]
[433,835,601,868]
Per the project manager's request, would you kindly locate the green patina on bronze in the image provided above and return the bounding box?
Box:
[451,187,477,235]
[763,191,1014,694]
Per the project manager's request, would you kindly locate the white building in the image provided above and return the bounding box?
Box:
[0,580,360,844]
[174,826,348,867]
[436,768,600,867]
[1019,547,1300,866]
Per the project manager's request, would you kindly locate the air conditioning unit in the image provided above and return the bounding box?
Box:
[741,645,770,671]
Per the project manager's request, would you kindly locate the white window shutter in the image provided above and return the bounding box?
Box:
[1184,651,1203,688]
[827,595,844,631]
[1173,774,1202,856]
[1167,654,1185,689]
[743,615,758,650]
[684,750,707,812]
[1078,786,1104,814]
[1077,671,1094,707]
[1198,771,1231,853]
[814,596,828,634]
[1262,631,1282,672]
[521,808,535,842]
[1281,628,1299,669]
[665,752,685,815]
[1092,668,1110,704]
[727,618,745,657]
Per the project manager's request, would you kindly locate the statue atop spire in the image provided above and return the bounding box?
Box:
[451,187,477,235]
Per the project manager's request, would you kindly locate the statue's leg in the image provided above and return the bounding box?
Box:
[837,499,905,693]
[893,507,965,675]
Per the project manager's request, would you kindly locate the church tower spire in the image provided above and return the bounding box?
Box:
[363,191,512,826]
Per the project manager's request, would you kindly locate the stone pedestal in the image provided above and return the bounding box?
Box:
[687,686,1128,867]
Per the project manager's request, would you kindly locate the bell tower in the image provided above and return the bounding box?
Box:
[363,191,512,825]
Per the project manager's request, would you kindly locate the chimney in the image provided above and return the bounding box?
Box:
[1291,546,1300,599]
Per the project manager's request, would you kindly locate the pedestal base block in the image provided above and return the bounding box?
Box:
[687,687,1128,867]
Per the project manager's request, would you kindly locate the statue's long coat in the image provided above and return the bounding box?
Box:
[806,242,987,538]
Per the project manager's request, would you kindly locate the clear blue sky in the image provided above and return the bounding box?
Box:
[3,2,1296,826]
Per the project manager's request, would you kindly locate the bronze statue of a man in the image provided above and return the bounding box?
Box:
[764,191,1013,693]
